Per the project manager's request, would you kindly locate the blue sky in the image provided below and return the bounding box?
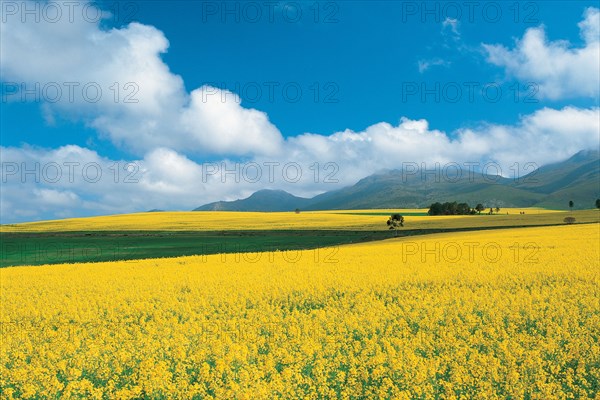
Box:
[1,1,599,221]
[4,1,598,149]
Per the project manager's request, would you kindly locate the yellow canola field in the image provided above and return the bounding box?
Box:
[0,211,385,232]
[1,209,597,233]
[1,223,599,399]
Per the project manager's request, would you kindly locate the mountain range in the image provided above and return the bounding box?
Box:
[194,150,600,211]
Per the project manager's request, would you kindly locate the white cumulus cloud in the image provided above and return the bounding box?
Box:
[0,1,283,157]
[483,7,600,100]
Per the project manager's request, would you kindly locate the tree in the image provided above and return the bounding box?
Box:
[475,204,485,214]
[495,207,500,214]
[428,202,443,216]
[447,202,458,215]
[387,214,404,236]
[489,207,493,215]
[595,198,600,210]
[428,202,472,216]
[294,208,301,214]
[457,203,470,215]
[569,200,574,211]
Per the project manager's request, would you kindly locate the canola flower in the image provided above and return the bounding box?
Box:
[1,209,597,233]
[1,224,599,398]
[0,211,386,232]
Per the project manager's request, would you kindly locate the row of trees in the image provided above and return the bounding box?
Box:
[427,199,600,215]
[427,202,500,216]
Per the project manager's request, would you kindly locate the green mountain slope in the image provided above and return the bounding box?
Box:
[194,150,600,211]
[194,189,311,211]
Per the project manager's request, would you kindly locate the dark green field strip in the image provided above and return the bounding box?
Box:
[2,222,597,268]
[0,230,391,268]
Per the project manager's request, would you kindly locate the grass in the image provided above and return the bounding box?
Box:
[2,209,598,267]
[0,230,391,268]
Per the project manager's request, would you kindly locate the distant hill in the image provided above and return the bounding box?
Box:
[194,189,312,212]
[193,150,600,211]
[515,149,600,209]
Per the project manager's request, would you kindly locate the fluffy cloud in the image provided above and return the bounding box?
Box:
[0,145,245,221]
[2,106,598,222]
[483,7,600,100]
[579,7,600,43]
[0,1,283,156]
[284,107,600,185]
